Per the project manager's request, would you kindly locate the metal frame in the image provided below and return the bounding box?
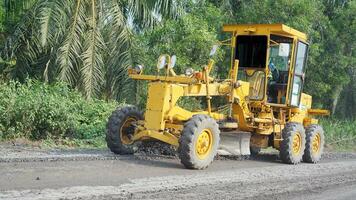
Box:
[126,24,328,150]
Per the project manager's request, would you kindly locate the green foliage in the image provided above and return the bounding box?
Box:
[0,0,37,47]
[203,0,355,118]
[133,5,224,109]
[136,9,223,73]
[0,0,353,150]
[0,80,118,146]
[1,0,354,118]
[321,119,356,151]
[222,0,333,107]
[330,1,356,117]
[1,0,187,100]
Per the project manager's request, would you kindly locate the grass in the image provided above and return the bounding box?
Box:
[320,118,356,152]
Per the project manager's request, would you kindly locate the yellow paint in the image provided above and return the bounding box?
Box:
[144,82,171,130]
[308,109,330,116]
[120,117,136,145]
[195,129,213,159]
[132,130,179,146]
[129,74,198,84]
[123,24,328,153]
[223,24,307,42]
[165,123,183,131]
[292,132,302,155]
[312,133,321,154]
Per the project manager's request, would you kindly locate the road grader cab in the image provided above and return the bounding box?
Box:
[106,24,329,169]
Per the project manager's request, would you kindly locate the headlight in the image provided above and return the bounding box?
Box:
[185,68,194,76]
[134,65,144,74]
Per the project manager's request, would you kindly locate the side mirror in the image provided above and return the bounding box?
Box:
[209,45,219,57]
[169,55,177,68]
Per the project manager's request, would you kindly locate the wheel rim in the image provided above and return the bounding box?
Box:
[292,132,302,155]
[195,129,213,160]
[312,133,321,154]
[120,117,136,145]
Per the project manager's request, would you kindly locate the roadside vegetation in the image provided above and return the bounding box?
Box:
[0,0,355,150]
[0,80,118,147]
[321,119,356,151]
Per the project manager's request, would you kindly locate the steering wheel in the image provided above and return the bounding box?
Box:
[269,62,280,82]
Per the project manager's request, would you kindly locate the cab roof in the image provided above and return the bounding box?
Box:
[223,24,307,41]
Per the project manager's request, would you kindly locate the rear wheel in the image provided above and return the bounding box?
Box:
[106,106,143,154]
[303,125,325,163]
[280,122,306,164]
[178,115,220,169]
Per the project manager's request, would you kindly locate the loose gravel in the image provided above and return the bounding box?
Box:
[1,142,356,163]
[1,142,356,200]
[1,160,356,200]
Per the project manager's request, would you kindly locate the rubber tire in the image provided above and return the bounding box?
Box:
[178,115,220,170]
[250,147,261,156]
[106,106,143,155]
[303,125,325,163]
[280,122,306,164]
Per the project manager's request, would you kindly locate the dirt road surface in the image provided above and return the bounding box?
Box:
[1,145,356,200]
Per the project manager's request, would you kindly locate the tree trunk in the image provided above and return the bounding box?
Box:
[331,84,343,116]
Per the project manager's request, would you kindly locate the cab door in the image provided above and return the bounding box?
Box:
[289,41,308,107]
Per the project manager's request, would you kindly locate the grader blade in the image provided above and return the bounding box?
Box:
[218,132,251,156]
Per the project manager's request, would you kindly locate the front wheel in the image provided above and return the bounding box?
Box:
[178,115,220,169]
[279,122,306,164]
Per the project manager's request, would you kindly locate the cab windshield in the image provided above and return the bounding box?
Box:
[267,35,293,104]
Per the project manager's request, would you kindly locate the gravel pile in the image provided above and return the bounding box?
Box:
[0,143,122,163]
[0,141,179,163]
[136,141,177,157]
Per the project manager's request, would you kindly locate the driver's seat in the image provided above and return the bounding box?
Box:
[248,71,265,100]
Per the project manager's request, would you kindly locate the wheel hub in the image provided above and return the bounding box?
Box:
[196,129,213,159]
[292,132,302,155]
[312,133,321,154]
[120,117,136,145]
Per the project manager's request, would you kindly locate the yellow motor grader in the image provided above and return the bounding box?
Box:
[106,24,329,169]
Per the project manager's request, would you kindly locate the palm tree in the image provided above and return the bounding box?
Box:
[2,0,185,99]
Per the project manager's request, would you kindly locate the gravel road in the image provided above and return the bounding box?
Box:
[1,144,356,200]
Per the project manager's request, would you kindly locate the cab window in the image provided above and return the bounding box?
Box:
[235,35,268,101]
[235,35,267,68]
[290,41,308,107]
[267,35,293,104]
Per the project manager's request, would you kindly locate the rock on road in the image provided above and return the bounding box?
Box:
[0,147,356,200]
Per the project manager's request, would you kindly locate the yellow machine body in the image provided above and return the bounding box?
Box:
[128,24,329,152]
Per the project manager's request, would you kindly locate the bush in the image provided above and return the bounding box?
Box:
[0,80,118,146]
[320,119,356,151]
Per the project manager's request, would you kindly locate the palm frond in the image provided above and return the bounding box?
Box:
[2,0,186,99]
[154,0,185,19]
[56,0,85,85]
[1,3,42,80]
[80,0,105,99]
[128,0,185,29]
[101,1,134,100]
[37,0,68,48]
